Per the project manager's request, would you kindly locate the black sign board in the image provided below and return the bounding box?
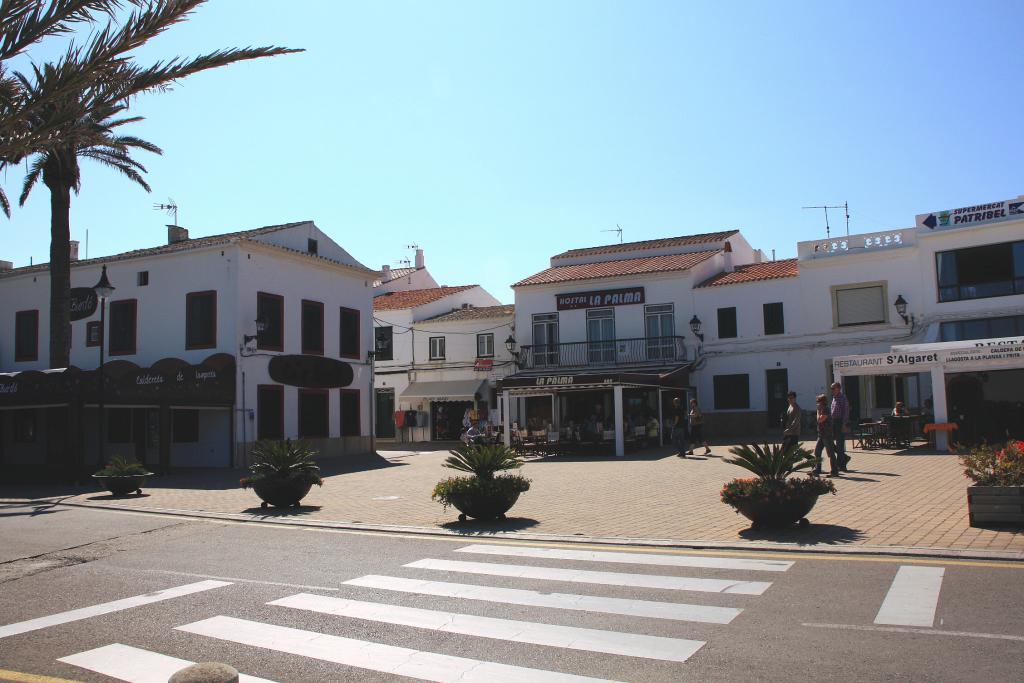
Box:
[69,287,98,321]
[269,355,354,388]
[556,287,645,311]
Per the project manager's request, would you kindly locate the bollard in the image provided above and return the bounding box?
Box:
[168,662,239,683]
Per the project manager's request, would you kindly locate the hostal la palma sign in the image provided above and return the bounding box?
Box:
[556,287,645,310]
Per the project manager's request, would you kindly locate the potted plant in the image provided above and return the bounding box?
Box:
[93,456,153,496]
[720,442,836,529]
[241,440,323,509]
[961,440,1024,527]
[432,443,531,521]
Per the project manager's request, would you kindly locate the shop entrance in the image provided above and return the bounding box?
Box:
[375,389,395,438]
[431,401,473,441]
[947,369,1024,444]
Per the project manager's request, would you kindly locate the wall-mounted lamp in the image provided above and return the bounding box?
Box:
[242,316,268,347]
[893,294,916,331]
[505,334,520,367]
[689,315,704,342]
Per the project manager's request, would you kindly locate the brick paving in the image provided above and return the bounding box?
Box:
[8,441,1024,556]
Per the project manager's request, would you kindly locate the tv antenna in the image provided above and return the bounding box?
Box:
[602,224,623,243]
[801,202,848,238]
[153,199,179,225]
[395,258,411,268]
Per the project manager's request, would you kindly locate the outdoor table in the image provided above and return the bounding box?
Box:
[856,421,885,450]
[924,422,958,452]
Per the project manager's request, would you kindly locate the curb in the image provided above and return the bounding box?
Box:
[21,497,1024,563]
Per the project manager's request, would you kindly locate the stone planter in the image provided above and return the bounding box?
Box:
[449,489,521,522]
[92,473,151,496]
[250,477,315,508]
[733,493,820,529]
[968,485,1024,527]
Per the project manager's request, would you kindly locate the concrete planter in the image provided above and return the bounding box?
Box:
[967,485,1024,527]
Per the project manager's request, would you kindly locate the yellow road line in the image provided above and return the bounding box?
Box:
[0,669,83,683]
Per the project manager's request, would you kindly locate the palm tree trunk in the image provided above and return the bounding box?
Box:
[48,182,72,369]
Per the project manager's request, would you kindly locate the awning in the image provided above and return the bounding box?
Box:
[401,379,489,402]
[498,365,690,392]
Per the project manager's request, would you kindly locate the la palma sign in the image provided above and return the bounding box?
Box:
[68,287,98,321]
[556,286,645,311]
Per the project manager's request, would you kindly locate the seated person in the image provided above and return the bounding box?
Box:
[892,401,909,417]
[461,424,481,445]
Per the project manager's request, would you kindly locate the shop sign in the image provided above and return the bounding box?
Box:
[0,381,17,394]
[556,287,645,310]
[916,197,1024,232]
[532,374,616,386]
[268,355,354,388]
[69,287,98,321]
[473,359,493,370]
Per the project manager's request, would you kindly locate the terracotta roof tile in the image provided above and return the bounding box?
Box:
[554,231,738,260]
[423,304,515,322]
[513,250,718,287]
[696,258,799,288]
[373,285,478,310]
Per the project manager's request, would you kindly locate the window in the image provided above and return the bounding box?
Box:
[374,326,394,361]
[476,333,494,358]
[13,410,36,443]
[107,408,133,443]
[429,336,446,360]
[717,307,737,339]
[172,409,199,443]
[645,304,675,360]
[301,299,324,355]
[185,291,217,349]
[832,283,886,327]
[940,315,1024,342]
[108,300,137,355]
[586,308,615,364]
[874,376,894,410]
[14,310,38,361]
[532,313,559,367]
[307,238,318,255]
[713,374,750,410]
[257,385,284,440]
[763,302,784,335]
[339,307,360,359]
[137,271,149,286]
[340,389,360,436]
[86,321,102,347]
[298,389,329,438]
[257,292,284,351]
[936,240,1024,302]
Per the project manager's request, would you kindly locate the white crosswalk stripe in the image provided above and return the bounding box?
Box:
[405,558,773,594]
[176,615,623,683]
[874,566,946,627]
[270,592,705,662]
[454,544,794,572]
[344,574,742,623]
[59,643,277,683]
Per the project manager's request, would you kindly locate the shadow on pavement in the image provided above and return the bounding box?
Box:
[439,517,540,533]
[240,504,324,517]
[526,448,677,463]
[86,492,152,501]
[0,500,69,518]
[738,523,865,545]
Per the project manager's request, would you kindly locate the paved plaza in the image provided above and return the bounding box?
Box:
[4,441,1023,558]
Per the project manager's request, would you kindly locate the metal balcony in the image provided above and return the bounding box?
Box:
[518,336,688,371]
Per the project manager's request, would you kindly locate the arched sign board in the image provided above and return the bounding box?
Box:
[268,355,354,388]
[69,287,98,321]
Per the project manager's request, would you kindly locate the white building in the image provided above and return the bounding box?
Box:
[374,248,439,294]
[372,285,514,442]
[0,221,376,477]
[504,195,1024,454]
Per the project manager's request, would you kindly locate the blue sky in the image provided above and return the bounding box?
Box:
[4,1,1023,303]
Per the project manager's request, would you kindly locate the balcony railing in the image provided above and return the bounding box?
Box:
[518,336,688,371]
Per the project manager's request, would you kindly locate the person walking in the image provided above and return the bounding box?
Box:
[781,391,801,454]
[813,393,839,476]
[830,381,851,472]
[671,397,689,457]
[688,398,711,455]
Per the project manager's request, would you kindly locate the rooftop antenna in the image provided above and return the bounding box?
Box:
[602,223,623,243]
[801,202,849,238]
[154,199,179,225]
[395,258,411,268]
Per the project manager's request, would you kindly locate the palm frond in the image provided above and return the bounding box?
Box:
[18,154,45,205]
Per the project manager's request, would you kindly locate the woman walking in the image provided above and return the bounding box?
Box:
[688,398,711,455]
[814,393,839,477]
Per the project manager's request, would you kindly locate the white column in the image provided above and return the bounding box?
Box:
[502,390,512,448]
[613,385,624,457]
[658,389,664,447]
[929,366,949,452]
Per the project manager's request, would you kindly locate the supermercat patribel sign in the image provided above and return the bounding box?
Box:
[916,196,1024,232]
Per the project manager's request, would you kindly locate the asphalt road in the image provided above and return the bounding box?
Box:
[0,503,1022,682]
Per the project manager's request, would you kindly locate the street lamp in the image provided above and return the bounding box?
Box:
[504,334,520,367]
[93,266,114,468]
[242,315,269,347]
[893,294,909,324]
[689,315,704,342]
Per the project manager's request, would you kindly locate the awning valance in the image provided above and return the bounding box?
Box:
[401,379,489,402]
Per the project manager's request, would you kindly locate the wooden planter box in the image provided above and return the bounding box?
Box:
[968,486,1024,527]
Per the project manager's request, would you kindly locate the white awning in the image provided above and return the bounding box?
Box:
[401,379,489,402]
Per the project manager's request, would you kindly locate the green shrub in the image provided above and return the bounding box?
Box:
[241,439,322,488]
[442,443,524,480]
[724,442,814,480]
[432,474,531,512]
[721,476,835,507]
[960,440,1024,487]
[94,456,148,477]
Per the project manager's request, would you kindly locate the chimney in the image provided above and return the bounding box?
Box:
[723,240,734,273]
[381,264,391,281]
[415,248,424,269]
[69,240,80,261]
[167,225,189,244]
[0,260,12,272]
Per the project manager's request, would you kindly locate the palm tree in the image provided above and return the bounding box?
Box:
[3,0,300,368]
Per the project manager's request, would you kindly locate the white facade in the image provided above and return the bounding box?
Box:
[0,221,376,470]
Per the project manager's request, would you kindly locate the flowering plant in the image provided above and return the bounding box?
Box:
[960,440,1024,487]
[721,477,835,507]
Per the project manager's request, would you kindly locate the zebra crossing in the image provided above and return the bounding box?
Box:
[46,543,788,681]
